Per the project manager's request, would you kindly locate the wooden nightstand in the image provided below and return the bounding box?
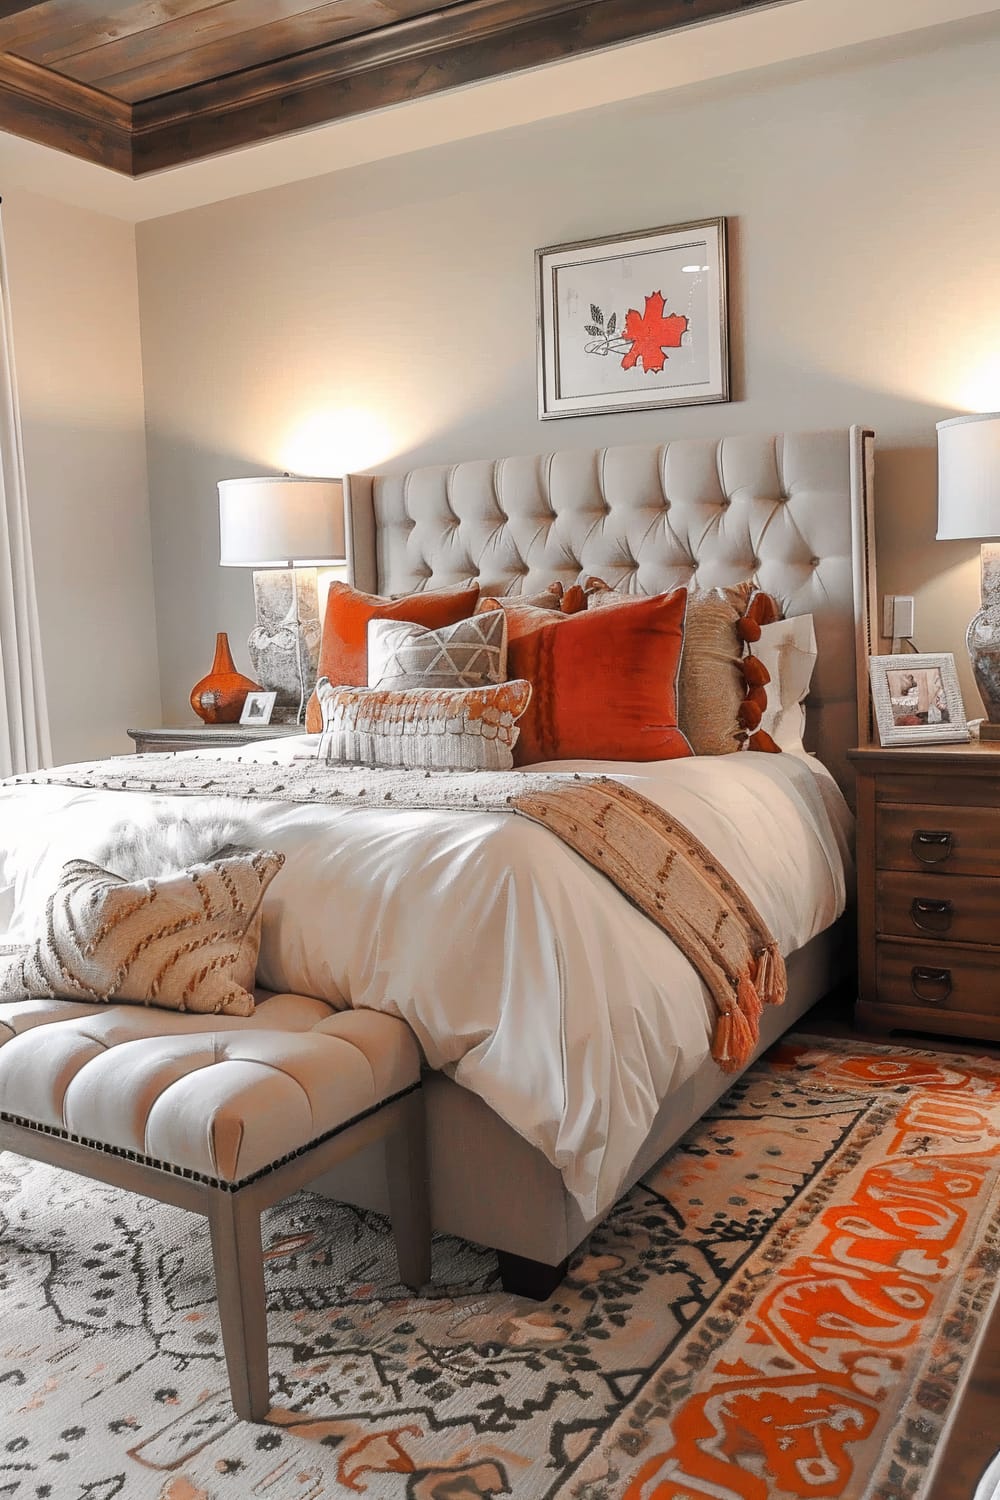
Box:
[127,724,302,755]
[850,741,1000,1042]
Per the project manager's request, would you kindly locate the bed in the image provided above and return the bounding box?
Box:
[0,425,876,1296]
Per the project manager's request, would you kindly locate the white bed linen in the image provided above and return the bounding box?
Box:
[0,741,851,1218]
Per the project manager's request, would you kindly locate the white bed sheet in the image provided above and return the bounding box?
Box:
[0,742,852,1218]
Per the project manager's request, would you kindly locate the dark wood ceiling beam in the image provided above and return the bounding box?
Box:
[14,1,235,64]
[0,0,58,21]
[0,1,143,54]
[0,0,791,176]
[0,50,131,170]
[130,0,782,173]
[64,0,438,102]
[137,0,590,121]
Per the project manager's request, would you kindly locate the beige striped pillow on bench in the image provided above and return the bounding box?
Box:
[0,848,284,1017]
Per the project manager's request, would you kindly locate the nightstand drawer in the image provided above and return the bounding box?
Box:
[876,803,1000,878]
[876,871,1000,944]
[875,941,1000,1018]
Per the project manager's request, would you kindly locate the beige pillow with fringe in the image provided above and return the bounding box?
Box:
[316,677,532,771]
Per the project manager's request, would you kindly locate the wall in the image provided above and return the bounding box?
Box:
[4,187,160,762]
[136,20,1000,722]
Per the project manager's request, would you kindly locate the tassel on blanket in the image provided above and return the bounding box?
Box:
[754,942,787,1009]
[713,943,789,1073]
[713,1001,757,1074]
[736,970,763,1025]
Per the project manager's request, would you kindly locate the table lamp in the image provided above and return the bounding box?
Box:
[937,412,1000,739]
[219,475,346,722]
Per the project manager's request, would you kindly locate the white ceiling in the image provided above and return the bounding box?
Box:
[3,0,1000,224]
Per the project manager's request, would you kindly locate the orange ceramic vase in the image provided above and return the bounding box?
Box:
[190,632,259,724]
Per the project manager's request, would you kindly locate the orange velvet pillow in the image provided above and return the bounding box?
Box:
[305,581,480,732]
[485,589,691,765]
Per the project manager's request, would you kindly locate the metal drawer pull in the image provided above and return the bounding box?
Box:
[911,830,953,864]
[910,966,952,1004]
[910,897,954,933]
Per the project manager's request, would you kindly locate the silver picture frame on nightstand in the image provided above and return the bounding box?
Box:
[868,652,970,746]
[239,690,277,727]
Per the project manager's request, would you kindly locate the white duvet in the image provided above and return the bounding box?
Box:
[0,741,852,1218]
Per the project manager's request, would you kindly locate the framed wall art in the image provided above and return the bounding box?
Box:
[535,217,729,420]
[868,653,970,746]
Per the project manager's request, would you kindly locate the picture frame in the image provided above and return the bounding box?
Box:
[240,690,277,727]
[536,217,729,420]
[868,653,970,746]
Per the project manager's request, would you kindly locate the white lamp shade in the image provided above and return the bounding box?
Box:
[219,475,346,566]
[937,412,1000,541]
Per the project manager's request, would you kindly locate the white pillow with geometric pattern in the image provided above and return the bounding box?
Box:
[367,609,507,690]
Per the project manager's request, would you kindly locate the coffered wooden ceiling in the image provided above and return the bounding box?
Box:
[0,0,785,177]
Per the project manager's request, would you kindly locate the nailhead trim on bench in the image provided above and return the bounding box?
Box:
[0,1081,420,1193]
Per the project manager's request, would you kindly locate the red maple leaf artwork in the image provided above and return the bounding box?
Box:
[621,292,689,374]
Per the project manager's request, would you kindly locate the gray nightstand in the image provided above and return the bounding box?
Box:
[127,724,303,755]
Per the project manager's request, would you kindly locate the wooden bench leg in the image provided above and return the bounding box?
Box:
[208,1190,271,1422]
[385,1090,432,1291]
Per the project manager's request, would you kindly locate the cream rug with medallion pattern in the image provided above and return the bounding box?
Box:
[2,1035,998,1500]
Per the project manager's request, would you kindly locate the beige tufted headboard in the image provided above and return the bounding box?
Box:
[345,427,876,802]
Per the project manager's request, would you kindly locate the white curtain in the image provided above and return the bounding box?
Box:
[0,205,50,777]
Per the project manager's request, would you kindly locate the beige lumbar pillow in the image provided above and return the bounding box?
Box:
[0,848,284,1017]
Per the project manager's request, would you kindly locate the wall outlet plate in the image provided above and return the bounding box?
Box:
[882,594,915,639]
[893,595,915,638]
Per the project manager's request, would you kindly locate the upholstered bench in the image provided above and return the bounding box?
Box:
[0,991,430,1422]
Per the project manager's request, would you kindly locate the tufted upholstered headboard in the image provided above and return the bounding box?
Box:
[344,427,876,802]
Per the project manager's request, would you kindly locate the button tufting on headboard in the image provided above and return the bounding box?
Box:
[344,429,876,801]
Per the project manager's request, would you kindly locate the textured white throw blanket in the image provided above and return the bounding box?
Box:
[0,741,851,1216]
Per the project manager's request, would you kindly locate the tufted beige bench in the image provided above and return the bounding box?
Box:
[0,991,430,1422]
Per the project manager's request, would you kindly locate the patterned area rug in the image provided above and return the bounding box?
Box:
[2,1034,999,1500]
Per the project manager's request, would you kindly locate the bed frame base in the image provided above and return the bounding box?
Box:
[497,1250,570,1300]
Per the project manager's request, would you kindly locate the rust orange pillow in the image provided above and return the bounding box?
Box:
[483,589,691,765]
[305,581,480,732]
[588,579,783,755]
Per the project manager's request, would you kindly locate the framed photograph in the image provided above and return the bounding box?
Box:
[240,690,277,727]
[536,217,729,420]
[868,654,970,746]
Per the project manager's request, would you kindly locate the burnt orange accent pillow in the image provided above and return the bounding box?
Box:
[587,578,784,755]
[305,581,480,732]
[481,589,691,765]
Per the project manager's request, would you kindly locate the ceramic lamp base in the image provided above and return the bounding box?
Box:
[248,567,321,721]
[968,541,1000,729]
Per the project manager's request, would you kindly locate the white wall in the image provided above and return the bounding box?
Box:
[4,187,160,762]
[136,22,1000,722]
